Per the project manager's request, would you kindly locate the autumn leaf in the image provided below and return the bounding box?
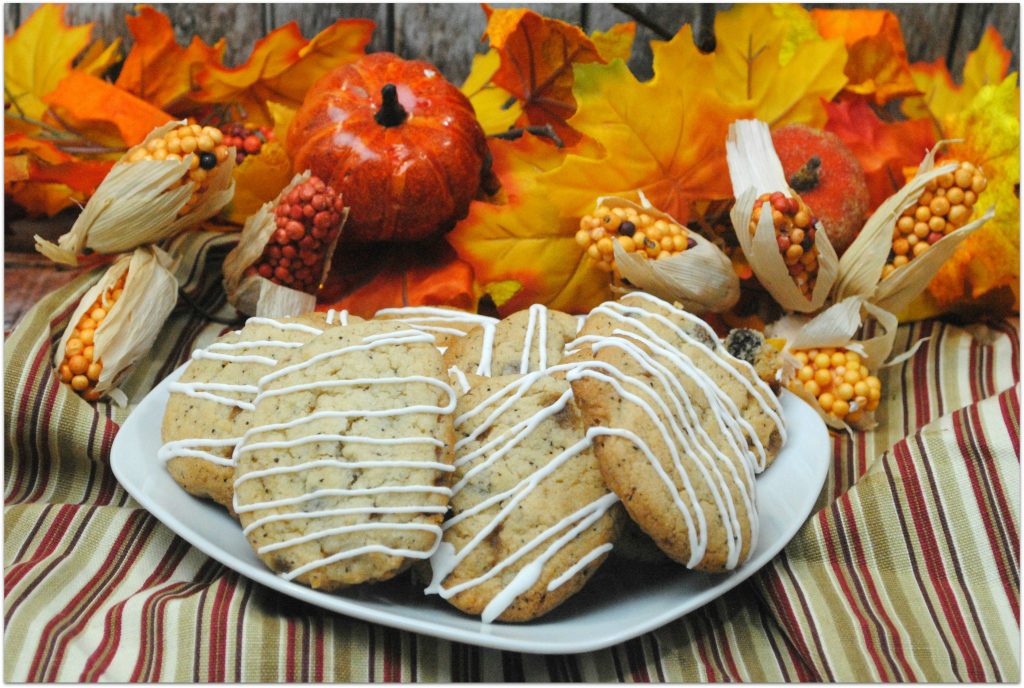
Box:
[712,3,848,127]
[902,26,1013,132]
[194,19,374,126]
[316,240,476,318]
[461,50,522,135]
[5,133,114,216]
[482,6,605,144]
[824,94,935,209]
[590,22,637,63]
[4,4,92,120]
[541,38,747,229]
[115,6,226,112]
[45,72,172,147]
[76,37,123,78]
[812,8,919,105]
[450,133,612,316]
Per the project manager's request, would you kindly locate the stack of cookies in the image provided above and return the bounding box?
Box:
[161,293,787,623]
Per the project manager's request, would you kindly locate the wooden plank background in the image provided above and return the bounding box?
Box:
[5,3,1020,82]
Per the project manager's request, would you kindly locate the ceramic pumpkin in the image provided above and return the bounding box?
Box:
[287,52,488,244]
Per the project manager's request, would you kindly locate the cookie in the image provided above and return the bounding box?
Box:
[566,292,787,571]
[373,305,498,351]
[160,312,354,512]
[233,321,457,590]
[426,372,619,622]
[444,304,581,382]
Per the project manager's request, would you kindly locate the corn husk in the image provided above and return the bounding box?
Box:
[602,194,739,313]
[222,171,347,318]
[55,246,179,404]
[34,120,236,266]
[768,295,900,431]
[834,140,996,314]
[726,119,839,313]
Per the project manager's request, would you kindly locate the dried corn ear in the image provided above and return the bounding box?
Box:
[34,121,237,266]
[726,119,839,313]
[581,194,739,313]
[836,140,996,315]
[769,295,900,431]
[222,172,348,317]
[55,246,179,403]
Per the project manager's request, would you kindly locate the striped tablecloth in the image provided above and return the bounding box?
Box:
[4,233,1020,681]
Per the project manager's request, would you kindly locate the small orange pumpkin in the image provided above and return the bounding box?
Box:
[287,52,488,244]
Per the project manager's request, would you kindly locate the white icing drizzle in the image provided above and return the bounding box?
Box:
[166,381,259,410]
[476,322,496,376]
[425,372,619,623]
[449,365,471,394]
[245,316,324,335]
[324,309,349,326]
[547,543,613,592]
[519,303,549,374]
[372,306,500,377]
[231,324,458,582]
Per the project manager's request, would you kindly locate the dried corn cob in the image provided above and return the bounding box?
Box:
[243,175,346,292]
[223,172,348,317]
[34,121,236,266]
[788,348,881,425]
[883,161,987,279]
[124,122,232,216]
[577,203,695,272]
[54,246,179,403]
[749,191,820,298]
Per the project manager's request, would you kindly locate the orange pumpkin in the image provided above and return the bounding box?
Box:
[287,52,488,244]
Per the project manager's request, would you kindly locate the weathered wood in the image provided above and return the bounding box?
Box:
[4,252,86,335]
[394,3,584,84]
[149,3,266,66]
[267,4,391,54]
[4,3,19,35]
[951,3,1020,76]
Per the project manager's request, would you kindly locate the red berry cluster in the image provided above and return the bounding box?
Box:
[245,177,345,293]
[219,123,275,165]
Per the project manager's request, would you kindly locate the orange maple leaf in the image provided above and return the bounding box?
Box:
[449,133,612,315]
[824,94,936,210]
[115,6,226,113]
[483,5,605,145]
[44,72,172,147]
[812,8,919,105]
[4,133,113,216]
[316,241,476,318]
[540,36,747,227]
[194,19,374,126]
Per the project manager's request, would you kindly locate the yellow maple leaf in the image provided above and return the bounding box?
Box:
[76,37,123,78]
[195,19,373,126]
[461,50,522,135]
[4,4,92,120]
[448,134,611,315]
[590,22,637,63]
[541,36,748,226]
[812,8,919,105]
[712,3,848,127]
[902,26,1013,128]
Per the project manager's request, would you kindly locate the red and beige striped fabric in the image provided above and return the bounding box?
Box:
[4,233,1019,681]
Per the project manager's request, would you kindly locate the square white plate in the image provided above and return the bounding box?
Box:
[111,365,830,654]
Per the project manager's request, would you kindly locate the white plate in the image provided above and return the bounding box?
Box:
[111,365,830,654]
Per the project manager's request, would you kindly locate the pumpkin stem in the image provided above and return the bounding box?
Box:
[375,84,408,127]
[789,156,822,192]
